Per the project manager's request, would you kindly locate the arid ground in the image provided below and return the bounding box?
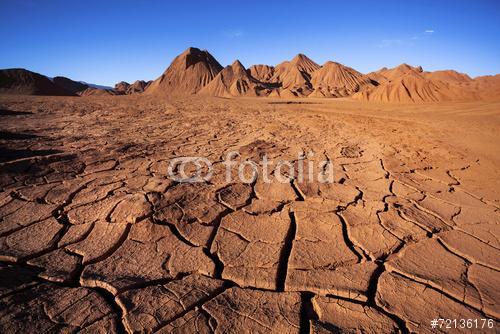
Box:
[0,95,498,333]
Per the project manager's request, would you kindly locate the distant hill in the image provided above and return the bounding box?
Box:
[79,87,119,96]
[354,64,483,103]
[114,81,130,94]
[113,80,151,94]
[79,82,113,90]
[126,80,151,94]
[0,69,74,96]
[52,76,88,94]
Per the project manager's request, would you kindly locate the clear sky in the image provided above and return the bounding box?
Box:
[1,0,499,86]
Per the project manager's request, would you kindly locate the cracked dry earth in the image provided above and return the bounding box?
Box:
[0,95,499,333]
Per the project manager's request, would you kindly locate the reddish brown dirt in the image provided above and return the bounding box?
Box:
[0,95,498,333]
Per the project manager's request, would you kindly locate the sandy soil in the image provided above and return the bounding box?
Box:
[0,95,498,333]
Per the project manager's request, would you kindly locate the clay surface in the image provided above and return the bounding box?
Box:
[0,94,498,333]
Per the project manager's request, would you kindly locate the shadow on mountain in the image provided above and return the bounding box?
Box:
[0,109,33,116]
[267,101,320,105]
[0,147,62,163]
[0,131,39,140]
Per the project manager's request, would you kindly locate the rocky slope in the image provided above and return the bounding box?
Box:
[269,54,320,97]
[248,64,275,83]
[114,81,130,94]
[126,80,150,94]
[355,65,481,103]
[309,61,375,97]
[199,60,269,97]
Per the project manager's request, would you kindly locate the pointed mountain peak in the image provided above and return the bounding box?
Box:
[176,47,210,63]
[310,60,373,98]
[182,47,204,55]
[199,59,263,97]
[231,59,245,69]
[291,53,315,64]
[374,63,425,82]
[168,47,222,73]
[322,61,342,67]
[175,47,221,70]
[226,60,249,77]
[145,47,223,95]
[114,81,131,94]
[397,63,412,69]
[115,81,130,88]
[396,63,423,72]
[289,53,320,73]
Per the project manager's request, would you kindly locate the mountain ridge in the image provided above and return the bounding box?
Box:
[1,48,499,103]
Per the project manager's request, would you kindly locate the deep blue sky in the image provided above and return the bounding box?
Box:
[1,0,499,86]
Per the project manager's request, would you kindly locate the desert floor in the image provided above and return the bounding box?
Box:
[0,95,498,333]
